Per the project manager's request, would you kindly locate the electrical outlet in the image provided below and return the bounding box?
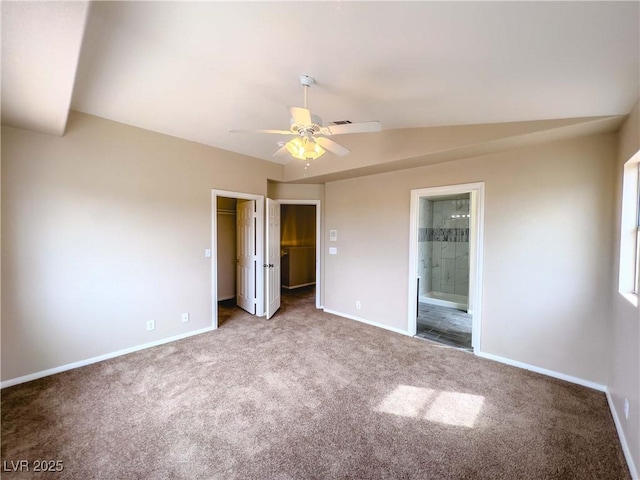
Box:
[356,301,362,309]
[146,320,155,331]
[181,312,189,323]
[624,399,629,419]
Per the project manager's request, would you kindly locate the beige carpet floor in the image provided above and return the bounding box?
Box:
[1,287,630,479]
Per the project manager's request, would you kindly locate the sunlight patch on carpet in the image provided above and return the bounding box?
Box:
[376,385,484,428]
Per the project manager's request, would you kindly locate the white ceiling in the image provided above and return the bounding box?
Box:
[2,1,639,164]
[1,1,88,135]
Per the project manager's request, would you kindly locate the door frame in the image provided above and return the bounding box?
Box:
[407,182,485,352]
[211,189,265,329]
[276,199,322,309]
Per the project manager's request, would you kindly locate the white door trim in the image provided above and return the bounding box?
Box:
[408,182,485,353]
[212,189,265,329]
[276,199,322,309]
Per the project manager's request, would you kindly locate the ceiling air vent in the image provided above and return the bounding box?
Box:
[331,120,352,125]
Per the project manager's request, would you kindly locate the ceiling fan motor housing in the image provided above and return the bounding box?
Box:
[291,114,323,135]
[299,75,315,87]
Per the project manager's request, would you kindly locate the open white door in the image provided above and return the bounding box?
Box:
[236,199,256,314]
[265,198,281,319]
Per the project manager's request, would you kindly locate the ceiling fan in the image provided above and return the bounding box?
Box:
[229,75,382,163]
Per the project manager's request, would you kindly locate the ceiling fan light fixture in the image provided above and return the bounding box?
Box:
[229,75,381,162]
[285,136,325,161]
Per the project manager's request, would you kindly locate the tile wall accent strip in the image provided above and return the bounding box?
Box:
[426,228,470,242]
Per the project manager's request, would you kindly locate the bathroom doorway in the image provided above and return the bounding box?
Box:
[416,194,472,349]
[408,183,484,352]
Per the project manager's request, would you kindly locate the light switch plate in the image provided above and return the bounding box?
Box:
[329,247,337,255]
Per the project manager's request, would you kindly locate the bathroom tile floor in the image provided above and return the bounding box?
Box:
[416,303,472,350]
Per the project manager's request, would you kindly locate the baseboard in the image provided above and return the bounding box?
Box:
[282,282,316,289]
[312,312,636,474]
[475,351,606,392]
[1,326,216,389]
[323,308,412,337]
[320,312,606,392]
[606,388,639,479]
[419,294,467,310]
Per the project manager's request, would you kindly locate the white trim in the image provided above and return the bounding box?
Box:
[475,351,606,392]
[618,151,640,298]
[620,292,638,308]
[323,308,412,337]
[419,294,467,310]
[408,182,485,352]
[276,199,322,309]
[212,190,265,327]
[282,282,316,289]
[1,326,215,389]
[606,388,639,480]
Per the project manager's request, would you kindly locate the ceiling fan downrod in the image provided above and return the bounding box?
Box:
[300,75,315,109]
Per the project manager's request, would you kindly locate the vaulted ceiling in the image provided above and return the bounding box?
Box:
[2,1,639,171]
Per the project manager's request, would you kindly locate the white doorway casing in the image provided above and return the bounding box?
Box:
[211,190,265,329]
[408,183,485,352]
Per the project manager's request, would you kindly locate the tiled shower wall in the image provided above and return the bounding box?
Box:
[418,197,470,298]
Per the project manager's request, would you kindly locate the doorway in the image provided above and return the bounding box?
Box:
[211,191,321,328]
[416,194,472,349]
[211,190,264,329]
[277,200,322,310]
[408,183,484,352]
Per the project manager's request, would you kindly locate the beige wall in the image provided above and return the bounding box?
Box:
[216,197,237,300]
[324,133,616,384]
[609,101,639,473]
[267,182,324,201]
[1,111,283,381]
[216,211,236,299]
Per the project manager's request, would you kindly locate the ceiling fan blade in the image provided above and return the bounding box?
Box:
[272,145,290,157]
[325,121,382,135]
[290,107,312,126]
[229,129,293,135]
[316,137,350,157]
